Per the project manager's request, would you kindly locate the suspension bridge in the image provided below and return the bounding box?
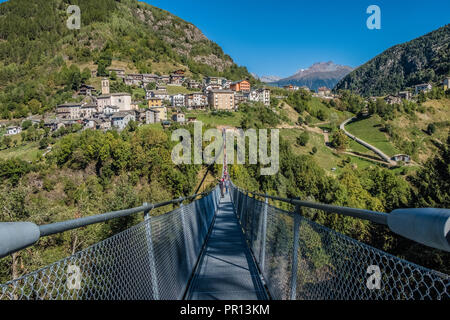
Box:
[0,136,449,300]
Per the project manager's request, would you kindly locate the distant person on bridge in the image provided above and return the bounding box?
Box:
[219,178,224,198]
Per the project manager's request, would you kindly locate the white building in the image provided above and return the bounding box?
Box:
[185,93,208,108]
[415,83,432,95]
[146,90,170,101]
[172,113,186,123]
[145,109,157,124]
[5,126,22,136]
[248,88,270,106]
[111,112,135,130]
[171,94,185,107]
[103,105,120,116]
[97,93,132,112]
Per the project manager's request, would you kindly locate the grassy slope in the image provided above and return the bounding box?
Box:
[280,128,376,174]
[393,98,450,162]
[346,116,400,157]
[0,141,42,161]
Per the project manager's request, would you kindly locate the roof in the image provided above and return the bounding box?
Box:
[111,111,134,119]
[57,102,82,107]
[415,83,431,87]
[209,89,234,94]
[82,104,97,108]
[80,84,95,89]
[231,80,250,85]
[98,93,131,98]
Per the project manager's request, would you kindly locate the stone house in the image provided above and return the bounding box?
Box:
[57,103,82,119]
[97,93,132,112]
[79,84,95,96]
[384,95,402,105]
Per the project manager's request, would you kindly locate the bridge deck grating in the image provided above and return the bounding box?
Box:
[186,193,268,300]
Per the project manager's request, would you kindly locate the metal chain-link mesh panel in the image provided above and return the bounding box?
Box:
[230,185,450,300]
[0,188,220,300]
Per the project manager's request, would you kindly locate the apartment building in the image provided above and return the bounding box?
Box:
[208,90,235,110]
[148,98,163,107]
[185,93,207,108]
[171,94,186,107]
[230,80,251,92]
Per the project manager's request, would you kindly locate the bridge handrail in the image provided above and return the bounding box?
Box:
[0,189,212,259]
[229,182,450,252]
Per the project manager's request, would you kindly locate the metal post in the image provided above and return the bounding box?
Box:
[143,203,159,300]
[289,205,301,300]
[179,199,192,271]
[259,197,268,273]
[238,190,243,219]
[243,192,249,232]
[250,195,257,248]
[239,192,245,223]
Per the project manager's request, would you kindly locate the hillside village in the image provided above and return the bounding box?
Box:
[3,69,271,134]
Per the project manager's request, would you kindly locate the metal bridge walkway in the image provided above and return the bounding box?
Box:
[186,192,268,300]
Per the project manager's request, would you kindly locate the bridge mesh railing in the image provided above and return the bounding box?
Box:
[230,185,449,300]
[0,187,220,300]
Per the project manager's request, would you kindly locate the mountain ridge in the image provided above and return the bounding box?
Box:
[270,61,353,91]
[334,24,450,96]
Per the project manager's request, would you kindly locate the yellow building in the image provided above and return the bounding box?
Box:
[150,106,167,121]
[148,98,163,107]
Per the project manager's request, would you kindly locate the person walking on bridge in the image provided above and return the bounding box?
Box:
[219,178,224,198]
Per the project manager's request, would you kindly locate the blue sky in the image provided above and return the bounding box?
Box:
[146,0,449,77]
[0,0,448,77]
